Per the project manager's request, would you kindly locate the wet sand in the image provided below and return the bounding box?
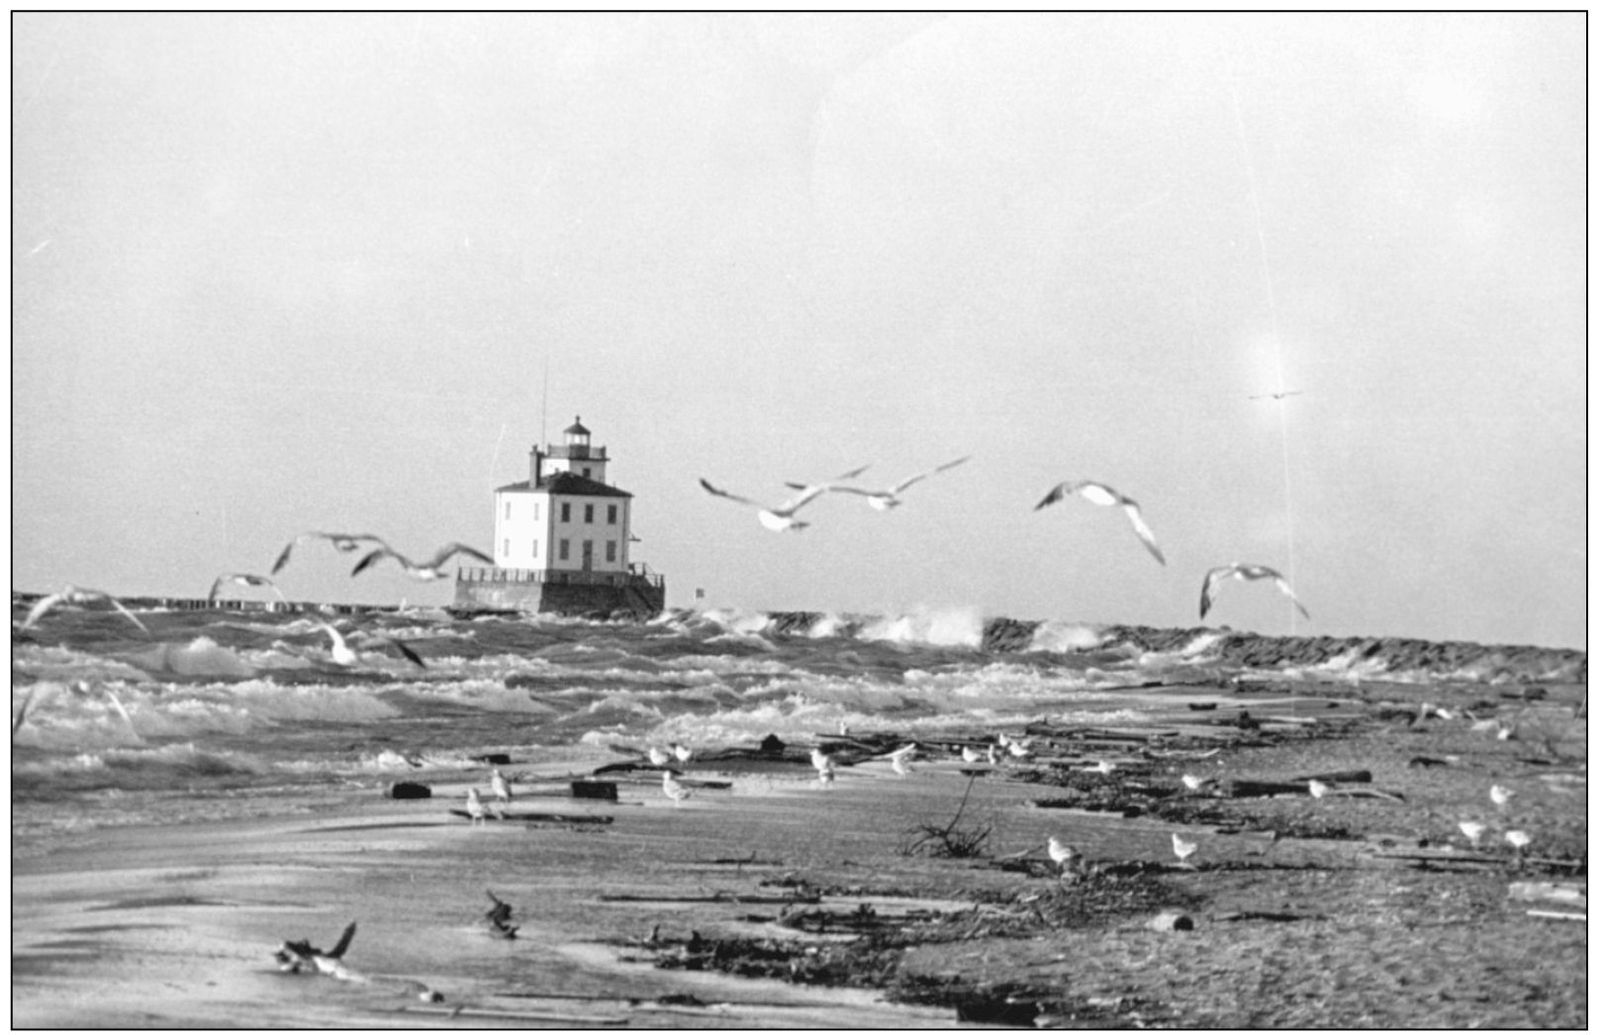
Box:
[12,678,1587,1028]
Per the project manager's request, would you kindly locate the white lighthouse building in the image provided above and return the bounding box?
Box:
[455,417,665,616]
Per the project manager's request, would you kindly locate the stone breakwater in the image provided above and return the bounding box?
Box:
[758,612,1585,684]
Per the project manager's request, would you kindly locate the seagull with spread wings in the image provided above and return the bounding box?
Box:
[350,542,493,580]
[21,586,149,635]
[208,573,288,606]
[1199,563,1310,621]
[698,476,838,532]
[800,456,970,511]
[317,622,426,669]
[1034,480,1166,565]
[272,532,391,575]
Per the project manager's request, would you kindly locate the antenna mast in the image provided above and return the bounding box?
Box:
[540,355,550,447]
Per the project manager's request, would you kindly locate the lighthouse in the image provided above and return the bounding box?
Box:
[454,417,666,616]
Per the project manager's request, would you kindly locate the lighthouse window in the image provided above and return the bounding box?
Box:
[533,502,540,521]
[607,504,618,525]
[559,539,570,561]
[606,540,617,563]
[502,538,508,557]
[582,467,592,478]
[560,502,571,522]
[532,539,539,559]
[504,502,510,520]
[584,504,594,524]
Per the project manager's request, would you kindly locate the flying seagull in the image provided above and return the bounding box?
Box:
[351,543,493,580]
[798,456,970,511]
[208,573,287,606]
[1199,563,1310,621]
[698,478,835,533]
[1034,480,1166,565]
[1249,390,1304,401]
[272,532,391,575]
[22,586,149,635]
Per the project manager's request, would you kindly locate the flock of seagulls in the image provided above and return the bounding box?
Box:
[791,456,972,511]
[701,458,1310,622]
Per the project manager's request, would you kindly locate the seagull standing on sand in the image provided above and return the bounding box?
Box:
[1307,779,1332,800]
[465,788,488,826]
[352,543,494,580]
[662,770,693,805]
[1489,784,1514,809]
[1181,773,1212,793]
[1458,820,1487,847]
[961,745,986,764]
[207,573,288,606]
[489,769,513,816]
[272,532,391,575]
[1504,829,1532,850]
[798,456,970,511]
[1200,564,1310,621]
[1034,480,1166,565]
[22,586,149,635]
[1171,832,1200,866]
[1047,836,1079,875]
[671,742,694,764]
[811,746,837,785]
[697,475,844,533]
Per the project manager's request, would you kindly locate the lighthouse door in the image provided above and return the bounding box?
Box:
[581,540,594,571]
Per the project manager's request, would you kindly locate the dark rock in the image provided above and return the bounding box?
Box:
[571,780,619,801]
[471,753,512,765]
[759,733,786,755]
[1147,910,1195,932]
[387,781,432,799]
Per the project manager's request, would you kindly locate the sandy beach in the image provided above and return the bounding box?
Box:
[12,674,1586,1029]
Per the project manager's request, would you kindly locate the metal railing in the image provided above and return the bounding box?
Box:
[456,566,664,589]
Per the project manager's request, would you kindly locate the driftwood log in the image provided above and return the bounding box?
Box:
[448,810,614,825]
[1507,881,1586,906]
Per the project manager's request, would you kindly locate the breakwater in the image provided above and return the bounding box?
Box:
[761,611,1586,684]
[10,593,1584,684]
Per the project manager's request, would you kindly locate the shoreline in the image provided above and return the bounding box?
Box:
[12,675,1586,1028]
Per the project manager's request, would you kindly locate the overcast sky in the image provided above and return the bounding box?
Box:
[11,13,1586,648]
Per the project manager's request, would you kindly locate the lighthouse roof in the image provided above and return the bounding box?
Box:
[496,471,632,498]
[564,416,590,436]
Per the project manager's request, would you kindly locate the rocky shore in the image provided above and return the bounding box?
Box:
[12,667,1586,1028]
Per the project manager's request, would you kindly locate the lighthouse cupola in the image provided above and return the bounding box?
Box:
[542,415,609,483]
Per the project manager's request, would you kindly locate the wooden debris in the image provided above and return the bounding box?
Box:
[1212,910,1324,923]
[1507,881,1586,907]
[1526,909,1586,922]
[447,809,613,825]
[400,1004,628,1024]
[1371,848,1505,866]
[597,891,820,905]
[571,780,618,801]
[1290,768,1372,784]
